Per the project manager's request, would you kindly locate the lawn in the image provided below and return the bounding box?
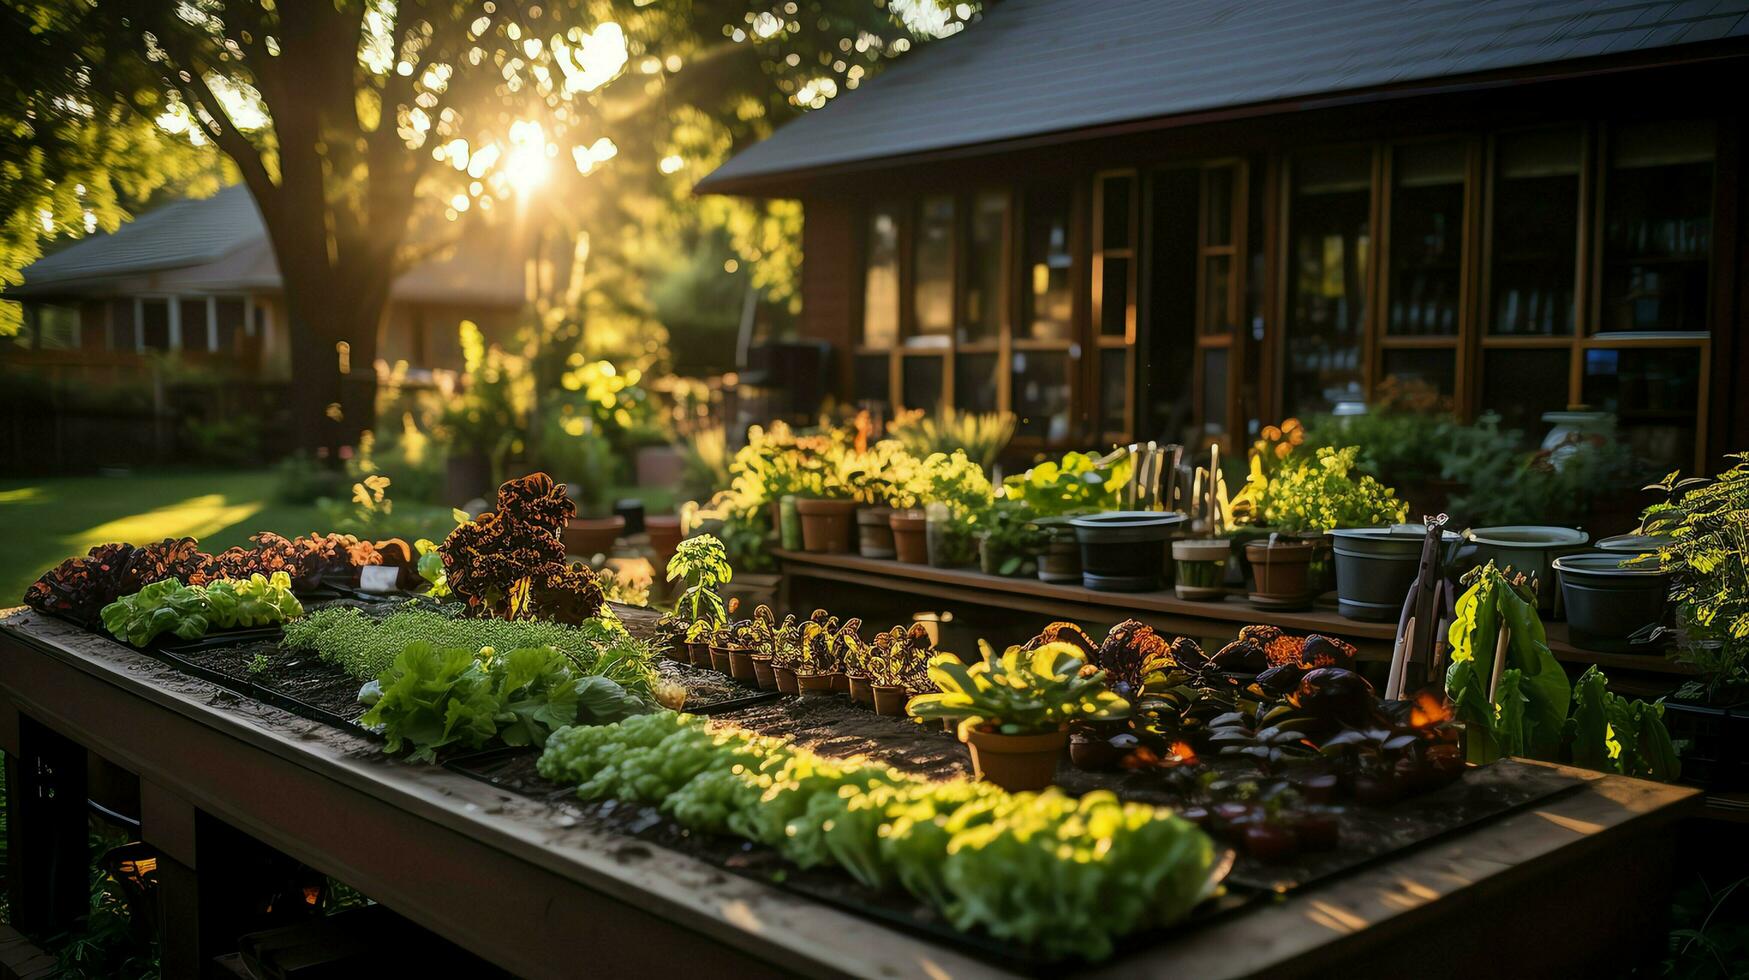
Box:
[0,470,331,605]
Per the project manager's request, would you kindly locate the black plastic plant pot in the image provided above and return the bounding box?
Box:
[1330,526,1461,622]
[1551,552,1671,654]
[1466,525,1589,616]
[1070,511,1187,592]
[1663,699,1749,794]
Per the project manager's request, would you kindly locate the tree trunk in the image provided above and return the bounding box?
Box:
[280,264,383,459]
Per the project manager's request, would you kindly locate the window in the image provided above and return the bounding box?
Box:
[1283,147,1372,416]
[912,196,955,339]
[1376,140,1470,410]
[1012,349,1071,441]
[214,298,247,351]
[1023,186,1073,341]
[1193,162,1245,445]
[140,299,171,351]
[961,192,1006,344]
[179,297,214,352]
[1490,128,1580,337]
[1599,120,1713,333]
[862,206,901,347]
[1093,171,1138,442]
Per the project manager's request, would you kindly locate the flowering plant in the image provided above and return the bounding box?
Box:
[1239,445,1405,535]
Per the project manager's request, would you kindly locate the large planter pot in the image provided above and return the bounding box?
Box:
[751,654,777,691]
[564,516,625,558]
[871,683,907,716]
[1663,699,1749,794]
[795,498,858,554]
[1069,512,1187,592]
[774,665,799,695]
[1467,526,1589,615]
[796,671,836,698]
[1036,529,1081,584]
[848,674,875,706]
[1244,540,1317,610]
[1595,532,1669,558]
[1172,539,1231,600]
[964,727,1068,792]
[1552,552,1671,653]
[856,505,897,559]
[889,510,929,564]
[1331,526,1462,621]
[646,515,684,568]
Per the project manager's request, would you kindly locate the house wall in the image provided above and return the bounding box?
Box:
[783,56,1749,474]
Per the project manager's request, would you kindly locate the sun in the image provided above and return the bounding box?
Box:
[503,119,552,196]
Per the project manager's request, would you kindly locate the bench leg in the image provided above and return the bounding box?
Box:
[5,715,90,937]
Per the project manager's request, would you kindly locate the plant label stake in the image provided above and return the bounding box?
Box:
[1487,623,1513,702]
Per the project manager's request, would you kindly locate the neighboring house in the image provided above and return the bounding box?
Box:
[5,183,527,379]
[700,0,1749,473]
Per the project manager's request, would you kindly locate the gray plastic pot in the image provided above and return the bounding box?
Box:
[1070,511,1187,591]
[1551,552,1671,654]
[1330,525,1461,621]
[1467,526,1589,614]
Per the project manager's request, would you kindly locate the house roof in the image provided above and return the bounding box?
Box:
[698,0,1749,194]
[13,183,527,307]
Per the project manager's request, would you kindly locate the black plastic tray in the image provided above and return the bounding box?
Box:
[153,637,378,740]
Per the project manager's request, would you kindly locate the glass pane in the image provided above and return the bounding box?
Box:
[1204,167,1234,247]
[1099,348,1128,436]
[863,206,900,347]
[108,300,135,351]
[1024,186,1073,341]
[1481,347,1570,439]
[141,300,171,351]
[1285,147,1371,415]
[902,355,945,411]
[1377,348,1455,411]
[1582,346,1701,469]
[913,196,955,337]
[853,353,891,414]
[1100,256,1130,337]
[955,352,999,414]
[1600,120,1714,333]
[179,297,213,352]
[1201,347,1229,438]
[214,299,247,351]
[1011,351,1071,440]
[1101,176,1132,251]
[961,192,1006,344]
[1386,141,1464,337]
[1201,255,1232,335]
[1491,129,1579,336]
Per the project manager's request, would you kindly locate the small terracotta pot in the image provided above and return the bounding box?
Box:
[708,646,734,673]
[871,683,907,716]
[856,505,897,559]
[847,674,874,706]
[831,670,850,694]
[687,641,712,668]
[795,498,859,554]
[1245,540,1317,610]
[564,515,625,558]
[646,515,684,566]
[751,654,777,690]
[796,671,836,697]
[774,665,799,694]
[964,727,1068,792]
[889,510,929,564]
[727,648,757,683]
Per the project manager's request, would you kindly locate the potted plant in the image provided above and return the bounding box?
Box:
[1464,525,1589,614]
[1552,552,1671,653]
[976,502,1042,577]
[793,449,862,553]
[867,623,934,715]
[538,417,627,558]
[851,441,917,559]
[917,451,993,568]
[1244,536,1318,609]
[792,619,841,697]
[666,535,730,665]
[645,514,685,569]
[1172,539,1231,600]
[907,641,1131,791]
[1635,459,1749,790]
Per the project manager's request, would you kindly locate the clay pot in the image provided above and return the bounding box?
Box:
[795,498,858,553]
[564,516,625,558]
[1245,539,1317,610]
[727,648,757,683]
[965,727,1068,792]
[871,683,907,716]
[847,674,874,706]
[796,671,836,697]
[751,654,777,691]
[708,646,735,673]
[774,665,799,695]
[687,641,712,668]
[831,670,850,694]
[856,505,897,559]
[889,509,929,564]
[646,515,684,567]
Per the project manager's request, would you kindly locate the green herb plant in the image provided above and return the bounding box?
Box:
[667,534,731,627]
[1000,450,1131,516]
[906,641,1131,739]
[100,572,304,647]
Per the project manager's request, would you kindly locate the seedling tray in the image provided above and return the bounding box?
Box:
[154,635,377,740]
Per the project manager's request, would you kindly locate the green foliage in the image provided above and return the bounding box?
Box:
[273,454,352,505]
[440,322,532,484]
[99,571,302,647]
[1440,414,1644,526]
[1302,410,1454,482]
[415,538,449,598]
[1000,451,1130,516]
[666,533,731,625]
[347,421,446,506]
[906,642,1131,737]
[1235,445,1406,534]
[537,710,1220,961]
[1640,455,1749,644]
[976,501,1045,576]
[888,407,1016,472]
[280,604,654,694]
[358,642,647,763]
[1568,666,1680,781]
[537,412,619,516]
[1661,873,1749,979]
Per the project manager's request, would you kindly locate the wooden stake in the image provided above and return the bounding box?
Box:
[1487,624,1513,703]
[1388,616,1416,700]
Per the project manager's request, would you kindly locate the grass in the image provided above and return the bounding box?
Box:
[0,468,680,605]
